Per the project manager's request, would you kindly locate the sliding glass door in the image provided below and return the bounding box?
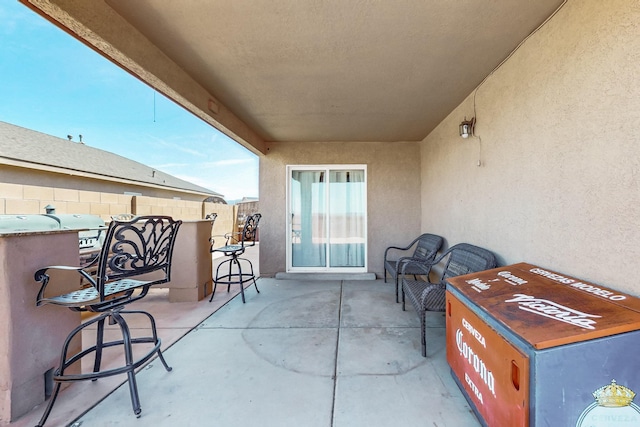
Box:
[287,165,367,272]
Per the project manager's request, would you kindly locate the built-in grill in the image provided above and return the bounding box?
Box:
[44,214,106,250]
[0,213,106,250]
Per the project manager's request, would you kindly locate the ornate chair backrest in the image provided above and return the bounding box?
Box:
[239,213,261,247]
[95,216,182,296]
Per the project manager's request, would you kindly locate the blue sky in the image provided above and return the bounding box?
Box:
[0,2,258,201]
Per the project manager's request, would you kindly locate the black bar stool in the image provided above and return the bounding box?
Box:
[33,215,182,426]
[210,213,261,303]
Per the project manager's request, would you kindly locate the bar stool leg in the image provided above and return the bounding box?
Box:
[92,317,106,377]
[209,270,220,302]
[122,309,173,372]
[235,256,246,303]
[240,258,259,295]
[210,259,229,302]
[112,311,142,417]
[210,252,259,304]
[35,382,61,427]
[36,314,99,427]
[226,258,234,293]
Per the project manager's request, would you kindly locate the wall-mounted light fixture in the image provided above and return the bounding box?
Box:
[459,117,475,139]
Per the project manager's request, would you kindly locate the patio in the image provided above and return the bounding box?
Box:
[9,245,480,427]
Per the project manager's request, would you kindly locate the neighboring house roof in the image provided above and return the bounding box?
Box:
[0,121,222,197]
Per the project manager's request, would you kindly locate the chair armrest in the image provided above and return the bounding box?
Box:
[383,235,422,261]
[209,235,223,250]
[34,265,97,306]
[419,281,446,312]
[394,256,422,272]
[399,258,432,277]
[396,255,426,265]
[412,249,451,273]
[210,233,231,248]
[399,249,451,281]
[224,231,243,245]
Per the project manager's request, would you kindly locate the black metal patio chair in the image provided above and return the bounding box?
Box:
[401,243,497,357]
[33,215,182,426]
[383,233,444,303]
[210,213,261,303]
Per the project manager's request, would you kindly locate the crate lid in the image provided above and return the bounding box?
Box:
[446,263,640,349]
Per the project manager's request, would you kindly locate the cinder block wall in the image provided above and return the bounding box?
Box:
[132,195,202,220]
[0,183,240,243]
[0,182,133,219]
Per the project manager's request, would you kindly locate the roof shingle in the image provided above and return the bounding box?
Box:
[0,121,221,197]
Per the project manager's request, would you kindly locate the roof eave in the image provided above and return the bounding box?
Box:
[0,157,222,198]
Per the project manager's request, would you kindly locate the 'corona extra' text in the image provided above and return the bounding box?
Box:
[462,318,486,348]
[456,329,495,397]
[465,373,483,404]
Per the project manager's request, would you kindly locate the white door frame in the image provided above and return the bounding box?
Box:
[286,164,367,273]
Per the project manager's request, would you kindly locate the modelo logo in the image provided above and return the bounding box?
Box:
[529,267,627,301]
[505,294,601,330]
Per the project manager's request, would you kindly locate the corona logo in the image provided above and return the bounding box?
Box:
[455,329,495,396]
[497,271,528,285]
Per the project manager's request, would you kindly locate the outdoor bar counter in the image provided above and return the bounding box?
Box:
[0,220,213,422]
[446,262,640,427]
[0,230,81,423]
[159,219,213,302]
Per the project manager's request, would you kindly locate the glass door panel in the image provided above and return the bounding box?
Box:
[290,170,326,268]
[288,165,367,272]
[329,170,365,267]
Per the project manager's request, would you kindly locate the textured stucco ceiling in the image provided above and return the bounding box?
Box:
[32,0,564,144]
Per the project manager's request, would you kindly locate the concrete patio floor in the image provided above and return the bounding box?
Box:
[11,247,481,427]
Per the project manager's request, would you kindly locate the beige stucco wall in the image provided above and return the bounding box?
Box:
[420,0,640,293]
[0,231,81,422]
[259,141,422,277]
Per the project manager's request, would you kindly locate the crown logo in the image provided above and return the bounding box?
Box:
[593,380,636,407]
